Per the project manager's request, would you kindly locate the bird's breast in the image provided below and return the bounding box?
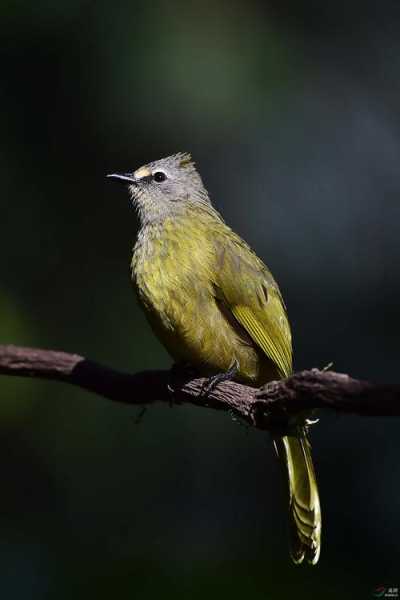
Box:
[131,219,214,329]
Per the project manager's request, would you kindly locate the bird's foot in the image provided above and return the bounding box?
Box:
[200,360,239,398]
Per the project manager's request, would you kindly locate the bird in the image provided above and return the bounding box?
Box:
[107,152,321,564]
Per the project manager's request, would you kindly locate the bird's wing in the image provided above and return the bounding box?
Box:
[213,233,292,378]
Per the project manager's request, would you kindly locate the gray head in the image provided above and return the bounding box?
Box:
[107,153,213,226]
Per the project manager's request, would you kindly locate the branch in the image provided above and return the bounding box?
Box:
[0,345,399,429]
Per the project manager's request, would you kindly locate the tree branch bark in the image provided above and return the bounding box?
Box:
[0,344,399,429]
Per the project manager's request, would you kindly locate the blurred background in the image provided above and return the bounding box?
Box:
[1,0,400,597]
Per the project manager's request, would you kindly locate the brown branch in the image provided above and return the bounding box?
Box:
[0,345,399,429]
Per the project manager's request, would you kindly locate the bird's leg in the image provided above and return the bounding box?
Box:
[201,359,239,397]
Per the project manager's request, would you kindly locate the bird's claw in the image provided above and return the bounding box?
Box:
[200,360,239,398]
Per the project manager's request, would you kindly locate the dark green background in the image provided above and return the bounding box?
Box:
[1,1,400,597]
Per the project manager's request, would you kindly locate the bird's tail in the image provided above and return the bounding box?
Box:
[274,431,321,565]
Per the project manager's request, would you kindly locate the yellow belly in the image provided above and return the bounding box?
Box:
[143,289,277,384]
[133,261,274,383]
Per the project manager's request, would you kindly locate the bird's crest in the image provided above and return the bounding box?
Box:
[177,152,193,169]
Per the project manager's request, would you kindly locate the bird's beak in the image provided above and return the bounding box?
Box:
[106,173,136,184]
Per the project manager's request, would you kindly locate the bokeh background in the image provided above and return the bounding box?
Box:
[1,1,400,598]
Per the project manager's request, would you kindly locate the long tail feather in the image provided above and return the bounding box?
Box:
[274,431,321,565]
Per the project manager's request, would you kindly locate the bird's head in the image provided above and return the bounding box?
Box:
[108,153,212,225]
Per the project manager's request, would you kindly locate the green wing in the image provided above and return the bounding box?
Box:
[213,232,292,379]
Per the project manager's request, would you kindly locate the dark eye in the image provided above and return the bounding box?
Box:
[153,171,167,183]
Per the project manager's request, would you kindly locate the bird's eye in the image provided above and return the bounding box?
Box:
[153,171,167,183]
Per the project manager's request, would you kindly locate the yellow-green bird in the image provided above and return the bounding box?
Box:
[108,153,321,564]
